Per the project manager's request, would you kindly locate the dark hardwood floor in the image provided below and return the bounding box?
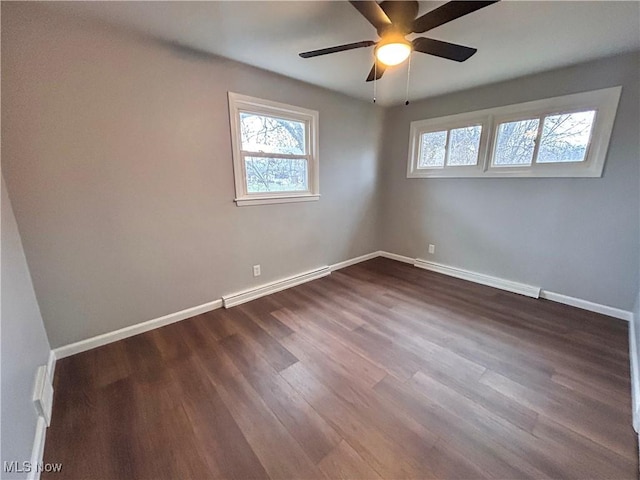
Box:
[42,258,638,479]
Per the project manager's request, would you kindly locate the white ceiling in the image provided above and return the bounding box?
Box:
[46,1,640,106]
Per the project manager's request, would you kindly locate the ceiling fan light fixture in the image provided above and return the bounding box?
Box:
[375,38,412,66]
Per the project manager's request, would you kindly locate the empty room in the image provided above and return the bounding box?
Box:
[2,1,640,479]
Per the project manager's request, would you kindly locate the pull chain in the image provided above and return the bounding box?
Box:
[373,59,377,104]
[405,54,412,106]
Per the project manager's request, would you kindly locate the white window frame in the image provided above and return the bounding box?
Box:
[408,113,491,178]
[228,92,320,206]
[407,86,622,179]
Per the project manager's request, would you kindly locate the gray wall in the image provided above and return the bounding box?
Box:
[1,3,384,348]
[380,52,640,311]
[1,177,52,478]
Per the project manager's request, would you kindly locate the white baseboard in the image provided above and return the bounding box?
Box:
[330,252,379,271]
[46,350,56,385]
[49,256,368,360]
[539,290,632,321]
[27,416,48,480]
[53,299,223,359]
[42,249,637,462]
[222,266,331,308]
[630,316,640,432]
[414,258,541,298]
[50,251,631,363]
[378,250,414,264]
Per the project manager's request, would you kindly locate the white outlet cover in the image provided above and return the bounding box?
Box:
[428,244,435,254]
[253,265,261,277]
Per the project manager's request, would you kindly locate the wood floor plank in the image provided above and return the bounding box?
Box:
[278,292,419,380]
[414,366,539,433]
[280,362,437,479]
[551,371,632,409]
[42,257,637,479]
[284,284,367,331]
[224,305,299,372]
[317,440,384,480]
[191,339,325,479]
[389,301,557,382]
[169,355,270,479]
[200,308,240,340]
[273,309,387,388]
[533,415,636,478]
[236,301,295,340]
[373,373,559,480]
[410,367,631,478]
[479,369,636,461]
[292,339,438,446]
[127,377,214,480]
[220,332,342,463]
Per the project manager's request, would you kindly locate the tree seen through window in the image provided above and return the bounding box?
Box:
[240,112,308,193]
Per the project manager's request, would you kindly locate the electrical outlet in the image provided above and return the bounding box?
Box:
[428,244,435,254]
[253,265,261,277]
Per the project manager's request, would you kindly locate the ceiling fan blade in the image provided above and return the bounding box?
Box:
[412,37,477,62]
[366,61,387,82]
[412,1,499,34]
[379,1,419,27]
[349,1,392,30]
[299,41,376,58]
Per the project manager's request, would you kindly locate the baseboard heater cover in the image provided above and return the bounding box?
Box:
[414,258,541,298]
[222,266,331,308]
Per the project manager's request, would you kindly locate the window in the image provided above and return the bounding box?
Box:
[228,92,319,206]
[493,118,540,166]
[408,113,490,177]
[407,86,621,178]
[417,125,483,169]
[448,125,483,166]
[537,111,595,164]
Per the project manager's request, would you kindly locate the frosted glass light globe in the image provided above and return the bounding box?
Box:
[376,42,412,66]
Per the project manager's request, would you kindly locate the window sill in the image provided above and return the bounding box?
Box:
[407,166,603,178]
[235,194,320,206]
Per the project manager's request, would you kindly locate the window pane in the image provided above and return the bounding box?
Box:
[240,112,305,155]
[418,131,447,168]
[537,110,595,163]
[493,119,539,166]
[245,157,308,193]
[447,125,482,166]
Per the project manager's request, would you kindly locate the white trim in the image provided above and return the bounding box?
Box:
[629,315,640,432]
[330,252,380,271]
[46,350,56,385]
[539,290,632,321]
[53,299,223,359]
[235,194,320,206]
[378,250,415,264]
[407,113,489,178]
[414,258,541,298]
[407,86,621,178]
[27,416,48,480]
[222,266,330,308]
[228,92,320,206]
[49,251,630,364]
[32,365,53,427]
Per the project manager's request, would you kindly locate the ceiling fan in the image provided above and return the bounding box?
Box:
[299,1,499,82]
